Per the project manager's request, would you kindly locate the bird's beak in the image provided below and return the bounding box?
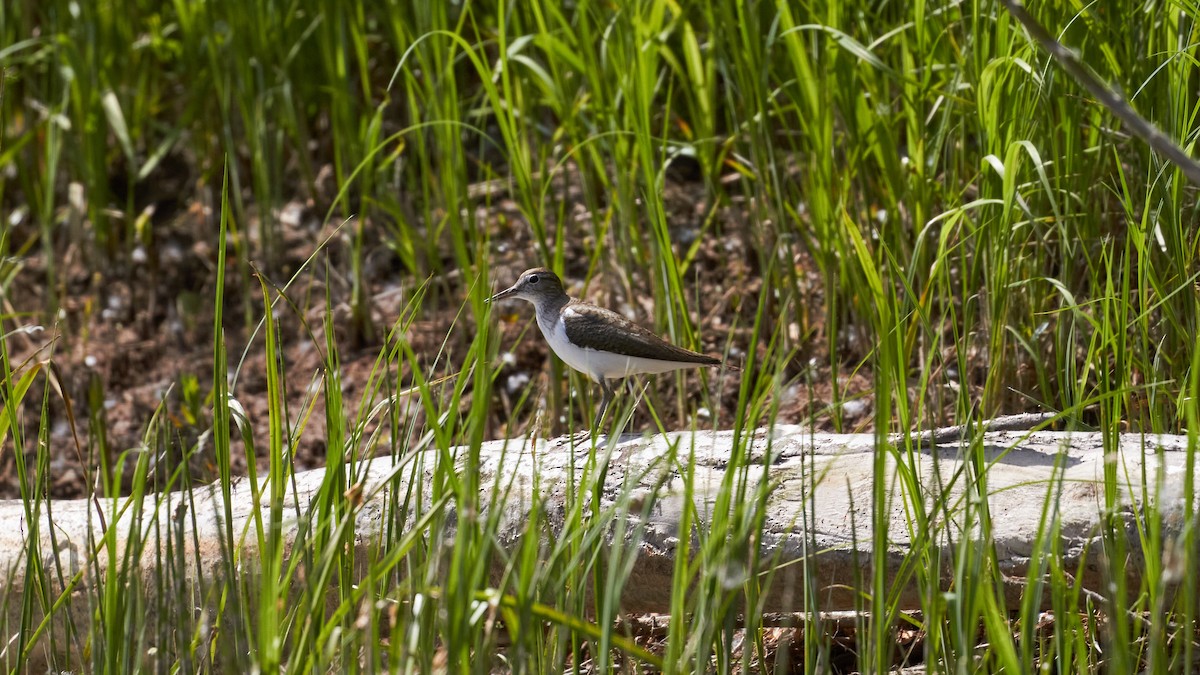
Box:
[487,284,518,304]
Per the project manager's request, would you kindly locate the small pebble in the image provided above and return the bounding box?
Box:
[505,372,530,395]
[842,399,869,419]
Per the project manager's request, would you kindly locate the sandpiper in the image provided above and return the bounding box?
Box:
[489,267,722,427]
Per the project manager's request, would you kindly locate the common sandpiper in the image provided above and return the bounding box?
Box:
[490,267,722,427]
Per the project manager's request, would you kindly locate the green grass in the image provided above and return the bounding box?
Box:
[3,0,1200,671]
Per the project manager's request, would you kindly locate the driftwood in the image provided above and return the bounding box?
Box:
[1,426,1192,662]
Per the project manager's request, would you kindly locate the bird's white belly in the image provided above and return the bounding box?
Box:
[538,314,698,382]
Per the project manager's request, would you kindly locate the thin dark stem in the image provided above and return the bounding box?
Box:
[1000,0,1200,186]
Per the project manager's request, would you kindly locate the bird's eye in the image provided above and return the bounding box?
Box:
[528,274,539,284]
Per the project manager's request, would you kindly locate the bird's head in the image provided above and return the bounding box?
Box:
[488,267,565,306]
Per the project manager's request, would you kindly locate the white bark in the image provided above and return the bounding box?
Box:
[2,427,1192,664]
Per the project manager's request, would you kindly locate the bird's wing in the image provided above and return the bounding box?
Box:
[561,302,721,365]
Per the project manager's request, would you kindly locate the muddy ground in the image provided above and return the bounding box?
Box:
[2,161,892,499]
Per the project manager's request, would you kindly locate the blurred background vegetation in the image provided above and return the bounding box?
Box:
[5,0,1197,438]
[4,0,1198,439]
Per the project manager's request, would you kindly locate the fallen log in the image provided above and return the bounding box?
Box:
[1,426,1191,664]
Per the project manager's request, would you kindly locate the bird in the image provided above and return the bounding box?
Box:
[489,267,722,428]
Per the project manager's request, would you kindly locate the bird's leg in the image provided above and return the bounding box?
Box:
[595,378,615,429]
[570,379,616,444]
